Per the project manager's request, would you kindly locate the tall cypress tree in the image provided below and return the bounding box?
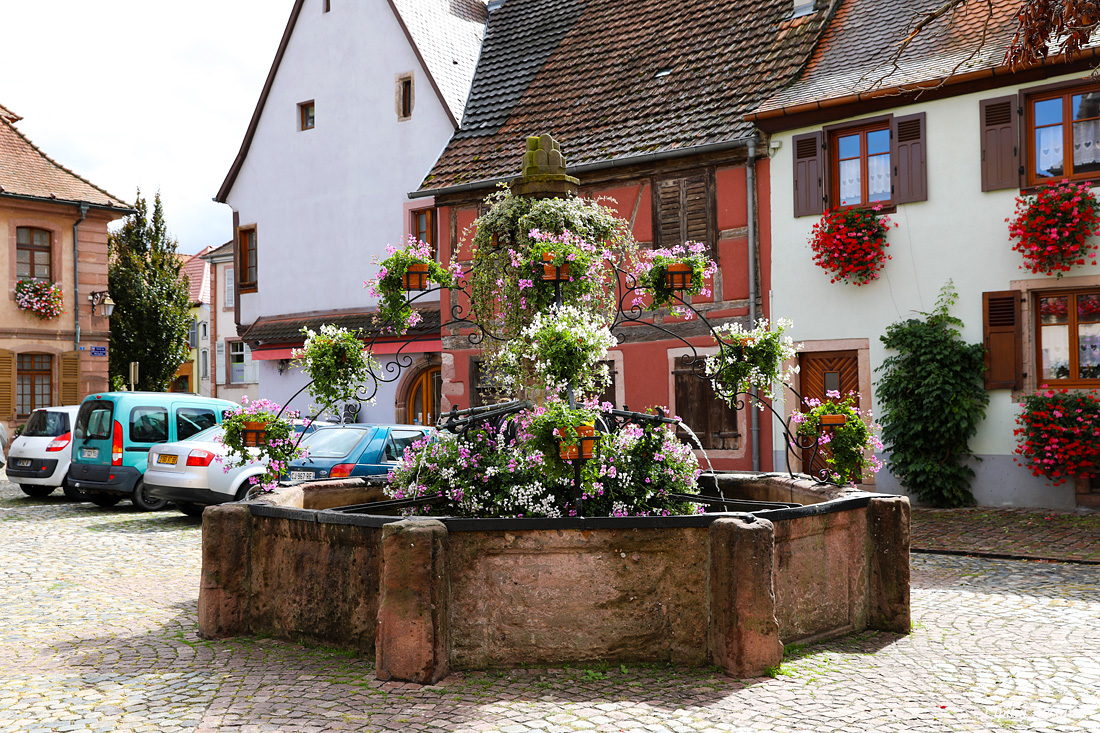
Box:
[108,191,192,391]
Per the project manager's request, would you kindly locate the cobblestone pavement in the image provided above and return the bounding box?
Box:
[4,477,1100,732]
[911,507,1100,563]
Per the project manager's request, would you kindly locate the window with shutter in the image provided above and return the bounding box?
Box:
[654,174,712,252]
[224,267,235,308]
[983,290,1022,390]
[980,96,1019,192]
[1022,82,1100,187]
[1033,288,1100,386]
[215,340,226,385]
[673,366,740,451]
[892,112,927,204]
[59,351,81,406]
[0,349,15,421]
[792,131,825,217]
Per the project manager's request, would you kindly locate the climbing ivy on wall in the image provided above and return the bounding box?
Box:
[875,282,989,508]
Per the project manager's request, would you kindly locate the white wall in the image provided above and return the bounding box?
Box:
[227,0,452,325]
[769,71,1098,509]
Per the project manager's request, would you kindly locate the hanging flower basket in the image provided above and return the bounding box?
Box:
[809,207,895,286]
[558,423,596,460]
[1007,180,1100,277]
[819,413,848,426]
[541,252,570,281]
[663,262,694,290]
[403,263,430,291]
[14,279,64,320]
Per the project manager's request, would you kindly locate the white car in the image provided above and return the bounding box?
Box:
[144,421,330,517]
[6,406,84,499]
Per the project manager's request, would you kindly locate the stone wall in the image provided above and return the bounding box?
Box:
[198,476,910,683]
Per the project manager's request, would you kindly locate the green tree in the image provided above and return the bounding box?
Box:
[108,191,191,391]
[876,281,989,507]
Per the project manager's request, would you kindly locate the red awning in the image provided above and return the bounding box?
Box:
[250,340,444,361]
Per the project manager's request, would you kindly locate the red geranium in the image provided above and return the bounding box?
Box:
[1014,389,1100,485]
[809,206,895,286]
[1007,180,1100,277]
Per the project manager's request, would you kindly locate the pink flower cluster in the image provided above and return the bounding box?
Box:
[14,279,64,319]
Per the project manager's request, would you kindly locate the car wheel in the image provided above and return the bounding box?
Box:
[62,479,89,502]
[17,483,55,498]
[87,492,123,508]
[131,481,168,512]
[174,502,205,518]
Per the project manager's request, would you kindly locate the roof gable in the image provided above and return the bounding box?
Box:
[0,112,130,211]
[421,0,835,192]
[181,247,213,305]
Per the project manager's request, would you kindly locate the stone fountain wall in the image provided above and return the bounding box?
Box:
[198,476,909,683]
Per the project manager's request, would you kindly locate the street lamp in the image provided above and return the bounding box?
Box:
[88,290,115,317]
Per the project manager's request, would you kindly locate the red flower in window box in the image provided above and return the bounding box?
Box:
[1014,389,1100,485]
[1007,180,1100,277]
[808,207,894,286]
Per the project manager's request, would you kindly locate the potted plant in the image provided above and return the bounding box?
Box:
[530,398,600,463]
[706,317,800,402]
[291,324,379,419]
[632,241,717,309]
[809,206,896,285]
[1014,389,1100,485]
[528,229,598,282]
[1008,180,1100,277]
[791,390,883,485]
[365,235,462,334]
[14,279,64,320]
[219,397,305,493]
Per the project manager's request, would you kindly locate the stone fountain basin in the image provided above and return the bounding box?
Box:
[198,473,909,683]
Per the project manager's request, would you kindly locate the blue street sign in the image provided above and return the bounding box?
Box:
[90,346,107,357]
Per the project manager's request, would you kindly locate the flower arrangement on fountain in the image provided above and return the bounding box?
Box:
[706,318,800,403]
[790,390,883,484]
[387,398,702,518]
[1007,180,1100,277]
[1014,389,1100,485]
[291,324,379,419]
[365,235,463,334]
[809,206,895,285]
[14,278,64,319]
[631,240,717,314]
[219,397,306,494]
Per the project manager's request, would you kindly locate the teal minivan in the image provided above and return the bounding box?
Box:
[68,392,238,510]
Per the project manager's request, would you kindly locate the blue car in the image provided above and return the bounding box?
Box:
[286,424,432,482]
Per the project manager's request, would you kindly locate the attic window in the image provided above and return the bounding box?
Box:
[299,101,315,131]
[323,0,330,11]
[396,74,414,121]
[791,1,816,17]
[655,68,673,78]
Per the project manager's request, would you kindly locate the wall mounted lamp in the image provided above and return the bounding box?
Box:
[88,290,115,317]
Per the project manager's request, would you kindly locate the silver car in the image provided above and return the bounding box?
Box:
[6,406,84,500]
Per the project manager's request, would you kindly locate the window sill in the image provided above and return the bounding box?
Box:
[237,284,257,294]
[1021,176,1100,195]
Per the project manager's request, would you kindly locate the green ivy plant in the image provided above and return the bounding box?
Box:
[875,281,989,507]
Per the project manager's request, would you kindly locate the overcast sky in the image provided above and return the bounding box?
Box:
[2,1,296,255]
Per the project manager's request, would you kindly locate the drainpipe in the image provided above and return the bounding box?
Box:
[73,202,89,349]
[746,140,759,472]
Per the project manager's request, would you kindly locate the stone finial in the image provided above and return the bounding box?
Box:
[510,133,579,199]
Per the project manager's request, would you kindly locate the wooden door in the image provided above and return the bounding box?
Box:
[798,351,859,480]
[407,366,441,426]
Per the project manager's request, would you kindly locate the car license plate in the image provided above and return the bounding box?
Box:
[15,459,31,467]
[81,448,98,459]
[290,471,314,481]
[157,454,178,465]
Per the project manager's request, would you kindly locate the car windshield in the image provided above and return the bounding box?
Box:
[299,427,370,459]
[22,410,70,438]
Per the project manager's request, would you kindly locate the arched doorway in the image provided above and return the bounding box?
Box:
[405,366,441,426]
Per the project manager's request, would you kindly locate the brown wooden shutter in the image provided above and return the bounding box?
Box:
[59,351,82,405]
[792,131,825,216]
[980,96,1020,192]
[0,349,14,421]
[654,174,711,251]
[891,112,927,204]
[983,290,1022,389]
[674,367,740,451]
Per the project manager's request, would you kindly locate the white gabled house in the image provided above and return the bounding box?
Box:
[753,0,1100,509]
[215,0,487,423]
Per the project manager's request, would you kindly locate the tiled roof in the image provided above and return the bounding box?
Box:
[0,104,20,123]
[0,114,131,210]
[241,308,442,345]
[753,0,1027,118]
[421,0,834,191]
[181,247,213,305]
[391,0,488,124]
[202,241,234,261]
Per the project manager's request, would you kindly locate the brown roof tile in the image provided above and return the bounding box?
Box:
[421,0,834,191]
[181,247,214,305]
[241,308,442,345]
[0,113,131,210]
[753,0,1025,119]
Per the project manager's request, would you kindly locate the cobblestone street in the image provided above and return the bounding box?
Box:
[2,478,1100,732]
